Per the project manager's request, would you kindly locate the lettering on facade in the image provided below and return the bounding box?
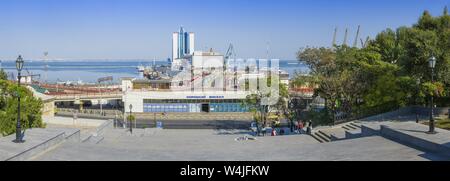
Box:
[185,96,225,99]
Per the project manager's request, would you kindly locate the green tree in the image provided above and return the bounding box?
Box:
[294,7,450,127]
[297,44,417,124]
[366,7,450,106]
[242,76,289,128]
[0,69,7,80]
[0,80,45,136]
[127,114,136,121]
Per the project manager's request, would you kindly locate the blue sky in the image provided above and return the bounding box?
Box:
[0,0,448,60]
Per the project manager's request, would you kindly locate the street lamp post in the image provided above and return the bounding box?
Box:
[428,56,437,134]
[114,111,117,128]
[416,78,420,123]
[129,104,133,134]
[14,55,24,143]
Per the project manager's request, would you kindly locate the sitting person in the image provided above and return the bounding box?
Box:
[271,128,277,136]
[298,121,304,134]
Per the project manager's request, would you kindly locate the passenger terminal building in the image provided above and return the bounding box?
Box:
[122,27,288,114]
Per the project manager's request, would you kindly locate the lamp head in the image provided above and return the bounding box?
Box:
[16,55,24,71]
[428,56,436,68]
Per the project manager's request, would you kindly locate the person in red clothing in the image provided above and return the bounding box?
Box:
[298,121,304,134]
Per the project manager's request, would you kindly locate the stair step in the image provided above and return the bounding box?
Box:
[342,124,356,130]
[310,133,325,143]
[347,124,359,129]
[82,136,104,144]
[318,130,332,139]
[350,122,361,128]
[315,132,331,142]
[342,126,351,131]
[343,125,355,130]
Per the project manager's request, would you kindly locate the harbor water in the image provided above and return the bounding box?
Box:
[0,60,308,83]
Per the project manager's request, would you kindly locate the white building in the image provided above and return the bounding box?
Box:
[121,28,289,114]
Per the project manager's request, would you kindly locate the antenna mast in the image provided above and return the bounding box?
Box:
[44,52,49,83]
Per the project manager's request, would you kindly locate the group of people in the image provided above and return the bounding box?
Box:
[294,120,313,135]
[254,119,314,136]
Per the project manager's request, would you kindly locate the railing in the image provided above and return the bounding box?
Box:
[128,88,247,92]
[52,92,123,100]
[332,103,401,124]
[289,91,314,98]
[56,108,124,120]
[57,108,122,114]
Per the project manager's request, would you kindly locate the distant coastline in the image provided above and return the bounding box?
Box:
[1,60,307,83]
[0,59,299,62]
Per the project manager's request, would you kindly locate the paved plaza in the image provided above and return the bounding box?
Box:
[2,111,449,161]
[32,127,447,161]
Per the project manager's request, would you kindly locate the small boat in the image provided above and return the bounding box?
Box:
[137,65,145,72]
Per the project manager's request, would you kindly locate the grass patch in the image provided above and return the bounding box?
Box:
[423,117,450,130]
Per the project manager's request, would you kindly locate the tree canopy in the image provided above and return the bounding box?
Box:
[0,69,7,81]
[295,7,450,125]
[0,80,45,136]
[242,75,289,127]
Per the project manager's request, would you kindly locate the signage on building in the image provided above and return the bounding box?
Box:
[156,121,163,129]
[186,96,225,99]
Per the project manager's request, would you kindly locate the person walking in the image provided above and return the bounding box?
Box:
[73,110,78,125]
[308,120,313,134]
[306,120,312,135]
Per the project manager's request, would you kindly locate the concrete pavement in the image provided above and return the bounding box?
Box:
[33,128,446,161]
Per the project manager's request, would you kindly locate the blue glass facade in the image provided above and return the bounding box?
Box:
[177,27,190,58]
[143,99,249,113]
[144,103,198,113]
[210,103,249,112]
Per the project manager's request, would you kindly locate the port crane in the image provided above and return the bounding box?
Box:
[343,28,349,46]
[25,69,41,83]
[43,52,49,83]
[353,25,360,48]
[224,43,237,91]
[224,43,236,60]
[332,25,368,48]
[332,27,338,47]
[360,36,370,48]
[224,43,236,69]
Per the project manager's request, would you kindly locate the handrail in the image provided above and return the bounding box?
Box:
[52,92,123,99]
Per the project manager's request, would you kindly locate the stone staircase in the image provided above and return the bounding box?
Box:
[311,130,331,143]
[310,122,362,143]
[342,122,361,131]
[80,120,113,144]
[1,128,81,161]
[82,135,104,144]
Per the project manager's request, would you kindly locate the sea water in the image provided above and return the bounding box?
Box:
[0,60,308,83]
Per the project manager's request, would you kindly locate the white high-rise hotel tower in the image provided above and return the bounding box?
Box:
[172,26,195,60]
